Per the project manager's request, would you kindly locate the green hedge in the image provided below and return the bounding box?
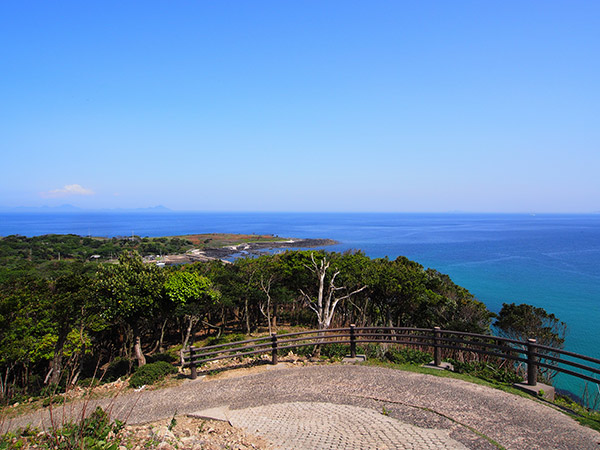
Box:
[128,361,178,388]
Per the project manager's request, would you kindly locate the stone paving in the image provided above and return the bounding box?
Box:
[9,365,600,449]
[225,401,469,450]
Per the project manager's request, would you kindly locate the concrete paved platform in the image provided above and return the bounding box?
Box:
[8,365,600,449]
[194,401,468,449]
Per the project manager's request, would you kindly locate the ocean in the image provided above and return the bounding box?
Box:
[1,211,599,396]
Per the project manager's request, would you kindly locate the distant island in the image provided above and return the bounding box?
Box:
[0,204,173,213]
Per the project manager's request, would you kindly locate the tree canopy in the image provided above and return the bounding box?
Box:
[0,243,563,403]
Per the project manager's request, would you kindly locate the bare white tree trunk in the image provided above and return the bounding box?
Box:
[300,253,367,331]
[259,274,275,335]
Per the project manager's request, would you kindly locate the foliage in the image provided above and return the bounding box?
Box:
[383,347,432,365]
[0,233,194,265]
[128,361,177,388]
[554,394,600,432]
[164,272,219,307]
[494,303,567,348]
[320,343,349,359]
[494,302,567,383]
[0,407,124,450]
[95,252,165,323]
[449,360,523,385]
[94,251,165,366]
[146,353,177,364]
[42,395,65,407]
[102,357,133,383]
[204,333,247,347]
[1,241,575,406]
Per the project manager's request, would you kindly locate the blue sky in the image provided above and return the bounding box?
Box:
[1,1,598,212]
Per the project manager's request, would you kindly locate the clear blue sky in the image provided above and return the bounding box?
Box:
[1,1,598,212]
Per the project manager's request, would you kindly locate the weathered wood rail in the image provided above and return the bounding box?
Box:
[184,325,600,388]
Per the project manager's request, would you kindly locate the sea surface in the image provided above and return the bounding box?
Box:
[1,212,599,397]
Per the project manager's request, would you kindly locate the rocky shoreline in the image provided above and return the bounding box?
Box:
[158,238,338,264]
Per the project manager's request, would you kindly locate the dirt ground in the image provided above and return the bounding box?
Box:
[122,415,271,450]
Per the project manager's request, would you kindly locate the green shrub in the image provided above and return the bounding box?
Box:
[39,383,65,398]
[6,388,28,405]
[147,352,177,364]
[294,344,314,357]
[449,360,522,384]
[359,343,382,360]
[0,407,124,450]
[205,333,246,347]
[384,347,432,365]
[320,343,349,359]
[42,396,65,407]
[128,361,177,388]
[103,356,133,383]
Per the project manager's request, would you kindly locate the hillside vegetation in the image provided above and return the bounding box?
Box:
[0,233,567,409]
[0,233,294,267]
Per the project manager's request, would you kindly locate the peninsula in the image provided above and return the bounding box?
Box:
[148,233,338,264]
[0,232,338,265]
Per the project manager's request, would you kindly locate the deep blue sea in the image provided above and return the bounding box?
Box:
[1,212,599,397]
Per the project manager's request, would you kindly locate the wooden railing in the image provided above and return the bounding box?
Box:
[184,326,600,388]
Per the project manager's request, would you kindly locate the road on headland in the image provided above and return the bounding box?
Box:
[7,365,600,449]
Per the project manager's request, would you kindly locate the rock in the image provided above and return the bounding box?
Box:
[152,427,176,441]
[156,442,174,450]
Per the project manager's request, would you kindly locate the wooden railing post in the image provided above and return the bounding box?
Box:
[271,333,278,365]
[350,324,356,358]
[433,327,442,366]
[189,346,197,380]
[527,338,538,386]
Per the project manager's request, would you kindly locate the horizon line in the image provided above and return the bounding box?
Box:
[0,206,598,215]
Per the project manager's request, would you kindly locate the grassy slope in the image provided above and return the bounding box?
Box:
[177,233,290,248]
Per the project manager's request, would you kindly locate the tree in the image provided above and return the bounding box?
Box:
[299,252,367,331]
[495,302,566,347]
[495,302,567,382]
[95,251,165,367]
[164,271,220,366]
[232,258,262,334]
[0,276,51,399]
[44,263,97,386]
[246,255,289,334]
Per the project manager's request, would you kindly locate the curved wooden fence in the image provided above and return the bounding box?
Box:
[184,326,600,389]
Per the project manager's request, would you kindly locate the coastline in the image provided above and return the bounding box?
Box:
[1,212,597,398]
[147,237,339,265]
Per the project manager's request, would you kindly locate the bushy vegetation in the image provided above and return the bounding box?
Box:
[204,333,247,347]
[554,394,600,432]
[128,361,177,388]
[0,234,193,266]
[449,360,523,385]
[102,357,134,383]
[0,239,566,405]
[383,347,432,365]
[146,353,177,364]
[0,407,124,450]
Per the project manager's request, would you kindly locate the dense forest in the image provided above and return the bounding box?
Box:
[0,234,194,268]
[0,234,564,404]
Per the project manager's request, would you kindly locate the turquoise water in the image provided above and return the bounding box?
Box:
[1,212,599,396]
